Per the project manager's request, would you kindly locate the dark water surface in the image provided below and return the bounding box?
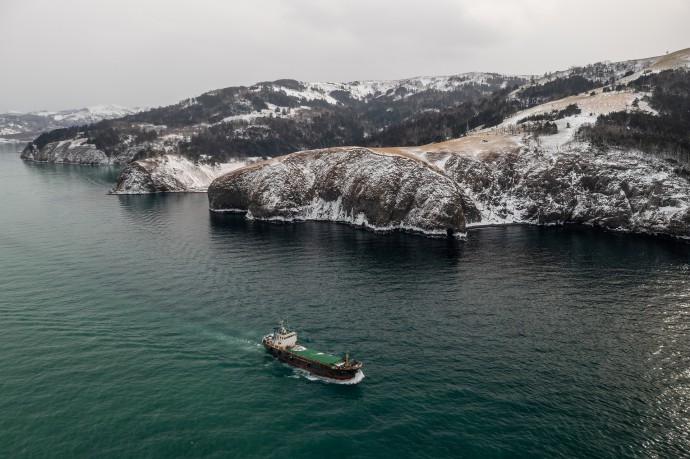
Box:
[1,143,689,458]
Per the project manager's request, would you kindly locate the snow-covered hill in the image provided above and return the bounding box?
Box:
[33,104,145,123]
[520,47,690,89]
[254,73,526,105]
[21,46,690,240]
[22,72,526,164]
[202,113,690,240]
[200,49,690,240]
[1,104,145,142]
[111,155,254,194]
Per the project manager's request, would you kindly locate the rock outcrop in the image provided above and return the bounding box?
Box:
[20,138,142,165]
[21,139,109,164]
[111,155,250,194]
[208,147,481,236]
[206,134,690,240]
[400,128,690,239]
[440,142,690,239]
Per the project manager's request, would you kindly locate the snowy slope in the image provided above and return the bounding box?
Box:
[1,104,146,142]
[111,156,256,194]
[515,48,690,93]
[256,72,526,105]
[34,104,146,123]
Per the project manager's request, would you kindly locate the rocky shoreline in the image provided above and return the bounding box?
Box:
[21,131,689,240]
[205,134,690,240]
[20,138,142,165]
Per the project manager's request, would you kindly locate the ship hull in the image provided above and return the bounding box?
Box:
[264,345,359,380]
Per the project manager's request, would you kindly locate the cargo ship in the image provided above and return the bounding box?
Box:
[262,322,362,380]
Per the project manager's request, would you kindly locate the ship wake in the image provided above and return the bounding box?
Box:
[291,368,365,385]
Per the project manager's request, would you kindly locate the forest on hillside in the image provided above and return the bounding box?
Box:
[25,69,690,167]
[577,69,690,165]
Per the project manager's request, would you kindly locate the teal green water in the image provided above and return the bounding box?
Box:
[1,142,689,458]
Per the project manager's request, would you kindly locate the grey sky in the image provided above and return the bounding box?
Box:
[1,0,688,112]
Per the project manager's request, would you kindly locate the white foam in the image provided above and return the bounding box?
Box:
[202,331,261,351]
[292,368,365,385]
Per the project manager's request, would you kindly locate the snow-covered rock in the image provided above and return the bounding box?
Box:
[111,155,251,194]
[20,138,158,165]
[20,138,109,164]
[436,137,690,239]
[388,128,690,239]
[207,147,480,237]
[20,138,147,165]
[205,130,690,240]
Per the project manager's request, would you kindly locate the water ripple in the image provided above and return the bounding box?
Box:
[3,145,690,457]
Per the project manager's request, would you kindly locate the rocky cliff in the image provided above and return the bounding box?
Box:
[208,147,481,236]
[420,135,690,239]
[206,126,690,240]
[21,139,108,164]
[112,155,251,194]
[20,138,143,165]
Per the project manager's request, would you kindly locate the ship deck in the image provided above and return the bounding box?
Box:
[287,345,343,366]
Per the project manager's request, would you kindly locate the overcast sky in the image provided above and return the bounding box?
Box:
[1,0,688,112]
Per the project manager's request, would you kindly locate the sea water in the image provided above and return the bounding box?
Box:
[1,143,689,458]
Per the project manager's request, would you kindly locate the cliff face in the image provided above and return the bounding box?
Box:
[21,139,108,164]
[111,155,250,194]
[208,148,480,236]
[392,127,690,239]
[439,143,690,238]
[20,139,141,165]
[206,132,690,240]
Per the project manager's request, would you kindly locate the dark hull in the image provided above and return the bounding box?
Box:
[265,346,359,380]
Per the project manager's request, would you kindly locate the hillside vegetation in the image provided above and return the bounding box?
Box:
[23,48,690,171]
[578,69,690,164]
[24,74,526,162]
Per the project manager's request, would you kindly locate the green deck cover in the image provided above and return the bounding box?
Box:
[288,345,342,365]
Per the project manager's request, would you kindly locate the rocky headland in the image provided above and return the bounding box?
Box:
[208,147,480,236]
[206,125,690,239]
[20,138,143,165]
[111,155,250,194]
[20,48,690,240]
[418,134,690,239]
